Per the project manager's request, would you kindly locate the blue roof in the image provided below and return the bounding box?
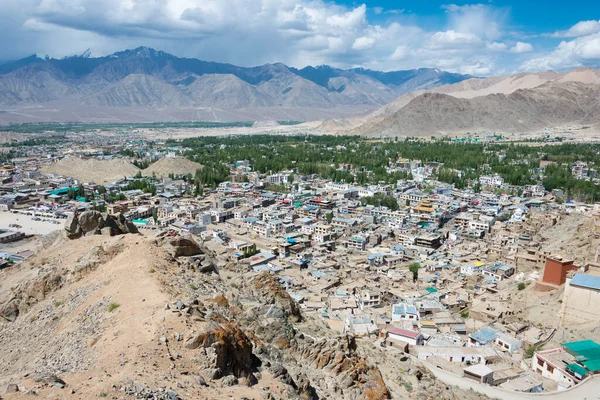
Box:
[570,274,600,291]
[469,327,498,344]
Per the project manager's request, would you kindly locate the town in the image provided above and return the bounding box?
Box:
[2,129,600,396]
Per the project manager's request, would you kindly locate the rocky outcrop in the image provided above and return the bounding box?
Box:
[186,321,257,386]
[249,273,301,323]
[162,237,203,257]
[64,211,138,239]
[292,336,390,399]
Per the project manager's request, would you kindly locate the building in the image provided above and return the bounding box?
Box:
[355,288,381,310]
[495,332,522,352]
[468,327,499,347]
[415,234,442,249]
[541,256,577,286]
[391,303,420,321]
[463,364,494,385]
[479,175,504,187]
[560,274,600,325]
[344,316,378,336]
[532,348,580,389]
[386,328,424,346]
[411,346,497,364]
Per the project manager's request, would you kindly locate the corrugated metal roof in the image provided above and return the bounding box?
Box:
[570,274,600,291]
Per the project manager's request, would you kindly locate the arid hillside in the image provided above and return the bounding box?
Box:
[0,229,485,400]
[41,157,140,184]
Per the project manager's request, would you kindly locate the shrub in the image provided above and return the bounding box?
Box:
[460,311,470,319]
[107,302,120,312]
[518,282,526,291]
[53,301,64,308]
[525,346,539,359]
[148,268,156,273]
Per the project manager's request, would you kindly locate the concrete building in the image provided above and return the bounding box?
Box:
[541,256,577,286]
[560,274,600,325]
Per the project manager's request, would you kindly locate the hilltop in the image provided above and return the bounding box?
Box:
[41,157,140,184]
[145,157,203,179]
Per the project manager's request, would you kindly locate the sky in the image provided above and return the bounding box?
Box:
[0,0,599,76]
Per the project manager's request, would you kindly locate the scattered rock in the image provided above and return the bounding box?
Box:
[221,375,238,387]
[5,384,19,394]
[64,211,138,240]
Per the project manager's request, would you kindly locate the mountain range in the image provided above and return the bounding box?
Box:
[0,47,470,124]
[321,68,600,136]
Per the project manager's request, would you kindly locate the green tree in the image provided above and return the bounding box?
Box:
[408,262,421,283]
[98,185,107,195]
[152,208,158,224]
[325,212,333,224]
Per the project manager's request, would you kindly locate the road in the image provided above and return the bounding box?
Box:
[426,363,600,400]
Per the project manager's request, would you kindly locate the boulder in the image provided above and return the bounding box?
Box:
[64,214,82,239]
[198,261,215,273]
[5,384,19,394]
[78,211,104,235]
[221,376,238,387]
[186,321,254,382]
[165,237,203,257]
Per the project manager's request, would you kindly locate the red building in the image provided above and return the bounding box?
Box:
[541,256,577,286]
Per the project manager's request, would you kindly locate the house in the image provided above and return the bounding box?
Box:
[499,373,543,393]
[532,348,580,389]
[495,332,522,352]
[560,274,600,325]
[387,328,424,346]
[411,346,497,364]
[344,316,378,336]
[391,303,420,322]
[355,287,381,310]
[461,261,483,276]
[463,364,494,385]
[468,327,499,347]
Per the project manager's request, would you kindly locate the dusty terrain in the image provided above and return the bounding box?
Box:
[145,157,203,178]
[0,229,486,399]
[41,157,140,184]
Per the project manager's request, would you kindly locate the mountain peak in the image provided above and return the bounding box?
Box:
[111,47,170,59]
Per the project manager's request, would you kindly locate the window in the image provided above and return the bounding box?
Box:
[547,365,554,373]
[537,358,544,367]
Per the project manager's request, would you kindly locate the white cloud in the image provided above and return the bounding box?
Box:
[352,36,375,50]
[521,33,600,71]
[389,46,410,61]
[510,42,533,53]
[487,42,508,52]
[428,30,483,49]
[0,0,596,76]
[552,20,600,38]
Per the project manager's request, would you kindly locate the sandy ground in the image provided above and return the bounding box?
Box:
[0,212,63,236]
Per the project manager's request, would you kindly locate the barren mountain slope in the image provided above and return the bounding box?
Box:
[0,231,486,400]
[328,67,600,136]
[41,157,140,184]
[356,81,600,137]
[144,157,203,178]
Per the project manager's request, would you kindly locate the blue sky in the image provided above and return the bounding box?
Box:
[0,0,599,75]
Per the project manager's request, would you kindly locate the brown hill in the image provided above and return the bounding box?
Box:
[144,157,203,178]
[352,81,600,137]
[321,67,600,136]
[41,157,140,184]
